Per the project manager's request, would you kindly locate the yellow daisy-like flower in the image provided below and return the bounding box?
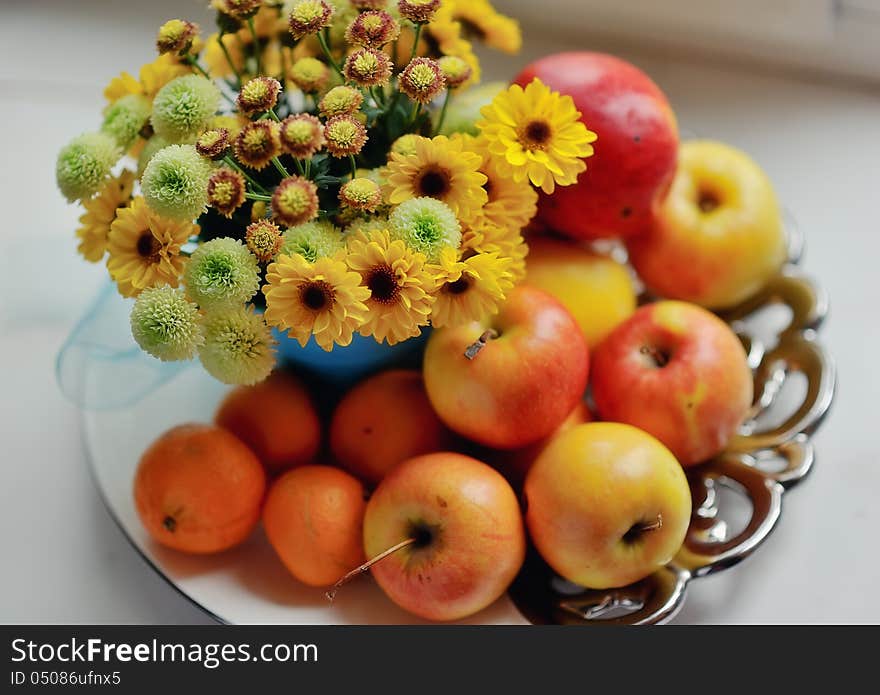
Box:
[106,197,196,297]
[263,253,370,351]
[477,78,597,195]
[75,171,136,262]
[104,54,191,104]
[441,0,522,55]
[429,246,514,328]
[462,221,528,281]
[203,33,246,79]
[425,13,481,85]
[383,135,487,224]
[345,230,435,345]
[461,134,537,233]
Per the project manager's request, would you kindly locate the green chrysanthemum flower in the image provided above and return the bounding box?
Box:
[280,220,344,262]
[101,94,152,149]
[130,286,203,361]
[150,74,221,143]
[141,144,212,221]
[137,134,170,177]
[56,132,122,202]
[388,197,461,261]
[184,237,260,309]
[199,306,277,385]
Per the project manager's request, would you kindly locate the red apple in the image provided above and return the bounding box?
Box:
[591,301,753,467]
[423,285,589,450]
[363,452,526,622]
[515,52,678,240]
[490,401,593,490]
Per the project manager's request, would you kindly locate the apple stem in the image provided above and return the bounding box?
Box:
[639,345,670,368]
[464,329,499,360]
[325,537,417,602]
[637,515,663,533]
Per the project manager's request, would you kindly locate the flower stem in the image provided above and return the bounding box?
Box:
[223,155,269,194]
[407,101,422,128]
[271,156,291,179]
[217,32,242,88]
[247,17,262,75]
[433,89,453,136]
[185,55,211,80]
[265,108,282,122]
[349,155,358,179]
[245,192,272,202]
[409,23,423,64]
[317,30,344,80]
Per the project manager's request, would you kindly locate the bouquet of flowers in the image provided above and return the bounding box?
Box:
[55,0,596,386]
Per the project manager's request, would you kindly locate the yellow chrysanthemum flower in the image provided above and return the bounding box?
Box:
[106,197,196,297]
[75,171,136,262]
[425,13,481,85]
[203,33,246,79]
[429,246,514,327]
[462,221,528,281]
[441,0,522,55]
[461,134,537,234]
[104,54,191,104]
[345,230,435,345]
[383,135,487,225]
[477,78,597,194]
[263,253,370,351]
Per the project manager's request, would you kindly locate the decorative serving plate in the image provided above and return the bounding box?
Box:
[76,223,835,625]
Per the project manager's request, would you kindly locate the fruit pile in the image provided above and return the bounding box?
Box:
[133,51,790,622]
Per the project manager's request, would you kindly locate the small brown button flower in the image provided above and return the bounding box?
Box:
[288,0,334,40]
[196,128,230,159]
[318,86,364,119]
[323,115,368,158]
[345,10,401,48]
[207,168,247,218]
[339,177,382,212]
[236,76,282,116]
[437,55,472,89]
[399,57,446,104]
[397,0,440,24]
[214,0,262,20]
[271,176,320,227]
[234,120,281,170]
[279,114,325,159]
[343,48,392,88]
[156,19,199,56]
[245,219,283,262]
[288,57,330,94]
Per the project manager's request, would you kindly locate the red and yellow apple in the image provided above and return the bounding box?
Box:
[525,235,637,348]
[330,369,452,486]
[363,452,526,621]
[423,285,589,450]
[591,300,753,466]
[515,52,678,241]
[628,140,788,309]
[525,422,691,589]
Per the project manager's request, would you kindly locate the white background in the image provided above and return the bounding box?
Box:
[0,0,878,623]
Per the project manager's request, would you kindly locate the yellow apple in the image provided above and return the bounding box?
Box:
[628,140,787,309]
[525,236,636,349]
[524,422,691,589]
